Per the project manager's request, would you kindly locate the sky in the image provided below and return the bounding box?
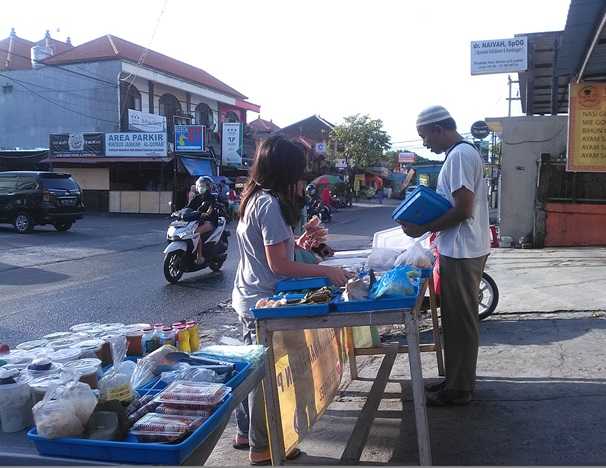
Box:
[3,0,571,158]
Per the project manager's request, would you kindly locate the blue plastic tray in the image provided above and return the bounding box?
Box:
[28,394,234,465]
[331,295,418,312]
[392,186,452,225]
[135,358,252,396]
[274,277,330,292]
[250,302,330,319]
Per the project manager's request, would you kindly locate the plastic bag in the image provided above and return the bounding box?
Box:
[159,363,219,385]
[98,335,134,403]
[395,240,433,269]
[367,248,402,271]
[199,345,265,367]
[130,344,177,390]
[58,377,98,425]
[369,266,420,299]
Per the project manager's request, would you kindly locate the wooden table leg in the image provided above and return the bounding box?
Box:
[257,322,286,466]
[428,277,445,377]
[404,309,432,466]
[346,327,358,380]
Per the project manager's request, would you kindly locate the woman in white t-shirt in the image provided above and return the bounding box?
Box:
[232,135,350,465]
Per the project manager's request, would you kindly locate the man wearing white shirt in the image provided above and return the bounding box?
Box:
[400,105,490,406]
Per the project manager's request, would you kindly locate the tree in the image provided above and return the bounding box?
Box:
[329,114,391,170]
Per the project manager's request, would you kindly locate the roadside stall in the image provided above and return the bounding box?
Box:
[248,186,450,466]
[0,321,265,466]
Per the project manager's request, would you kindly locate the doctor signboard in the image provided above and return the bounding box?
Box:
[471,37,527,75]
[105,132,167,157]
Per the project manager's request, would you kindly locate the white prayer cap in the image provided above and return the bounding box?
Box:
[416,105,453,127]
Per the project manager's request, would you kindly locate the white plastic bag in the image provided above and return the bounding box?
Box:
[395,240,433,268]
[367,248,402,271]
[99,335,134,402]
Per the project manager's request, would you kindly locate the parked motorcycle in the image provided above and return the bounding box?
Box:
[163,208,229,284]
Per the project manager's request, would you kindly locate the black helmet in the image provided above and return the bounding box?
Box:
[305,184,317,196]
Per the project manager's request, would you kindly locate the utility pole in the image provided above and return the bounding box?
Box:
[507,75,521,117]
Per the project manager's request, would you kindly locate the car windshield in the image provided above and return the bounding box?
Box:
[41,176,79,191]
[0,177,19,194]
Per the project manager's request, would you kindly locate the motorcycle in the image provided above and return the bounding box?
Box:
[163,208,229,284]
[306,198,331,223]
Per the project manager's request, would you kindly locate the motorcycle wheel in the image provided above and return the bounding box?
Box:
[478,272,499,320]
[164,251,185,283]
[209,258,225,272]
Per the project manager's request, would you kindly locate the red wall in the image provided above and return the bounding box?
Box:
[545,203,606,246]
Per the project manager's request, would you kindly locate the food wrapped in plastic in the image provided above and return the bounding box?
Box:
[98,335,134,402]
[198,345,265,367]
[130,413,204,443]
[127,399,161,425]
[155,403,212,418]
[159,363,219,385]
[369,266,420,299]
[394,239,434,269]
[156,381,230,406]
[130,344,177,389]
[367,248,402,271]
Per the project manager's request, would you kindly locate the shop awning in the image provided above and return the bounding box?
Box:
[180,156,216,176]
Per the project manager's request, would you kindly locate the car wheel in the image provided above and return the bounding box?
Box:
[54,222,73,232]
[14,212,34,234]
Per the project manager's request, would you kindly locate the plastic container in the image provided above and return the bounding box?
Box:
[43,331,73,342]
[70,322,101,333]
[160,327,176,347]
[126,331,144,357]
[141,328,157,355]
[250,295,330,320]
[156,381,230,406]
[96,338,114,366]
[391,185,452,225]
[76,339,105,360]
[25,359,63,379]
[49,335,84,351]
[16,339,49,351]
[186,321,200,352]
[0,369,33,432]
[63,358,102,389]
[28,394,233,464]
[175,325,191,353]
[1,349,33,370]
[28,374,65,404]
[130,413,204,443]
[48,348,81,364]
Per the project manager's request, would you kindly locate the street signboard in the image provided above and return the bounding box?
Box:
[398,152,416,163]
[471,120,491,139]
[49,133,104,157]
[470,37,527,75]
[315,142,326,154]
[128,109,166,132]
[175,125,205,152]
[567,82,606,172]
[221,122,243,166]
[105,132,167,157]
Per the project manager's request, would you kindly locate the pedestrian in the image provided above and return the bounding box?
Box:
[231,135,350,465]
[399,105,490,406]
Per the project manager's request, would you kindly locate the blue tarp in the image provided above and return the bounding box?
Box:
[180,157,215,176]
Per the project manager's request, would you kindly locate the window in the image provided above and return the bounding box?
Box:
[125,86,142,111]
[195,103,214,128]
[225,111,240,123]
[40,176,79,191]
[0,176,18,193]
[159,93,182,117]
[16,177,38,191]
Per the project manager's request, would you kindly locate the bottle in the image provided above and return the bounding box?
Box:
[160,327,176,347]
[175,325,191,353]
[141,328,155,355]
[187,321,200,352]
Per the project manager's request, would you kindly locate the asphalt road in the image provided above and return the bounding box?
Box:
[0,200,398,346]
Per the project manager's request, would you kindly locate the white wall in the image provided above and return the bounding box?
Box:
[488,115,567,241]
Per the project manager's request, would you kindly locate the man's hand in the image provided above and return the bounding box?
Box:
[399,221,428,238]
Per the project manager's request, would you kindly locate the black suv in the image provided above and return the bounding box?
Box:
[0,171,84,233]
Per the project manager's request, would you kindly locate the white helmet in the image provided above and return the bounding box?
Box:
[195,176,213,194]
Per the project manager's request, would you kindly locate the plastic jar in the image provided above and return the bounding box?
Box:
[1,350,33,370]
[48,348,81,364]
[77,339,105,361]
[15,339,49,351]
[175,325,191,353]
[49,335,84,351]
[43,331,73,342]
[25,358,62,379]
[70,322,101,333]
[187,321,200,352]
[126,330,144,357]
[64,358,102,389]
[160,327,176,347]
[28,374,65,404]
[141,328,156,355]
[0,369,33,432]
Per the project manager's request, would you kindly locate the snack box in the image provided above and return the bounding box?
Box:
[28,394,233,465]
[391,186,452,225]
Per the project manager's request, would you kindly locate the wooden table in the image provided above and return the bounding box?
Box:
[256,279,434,466]
[0,363,265,466]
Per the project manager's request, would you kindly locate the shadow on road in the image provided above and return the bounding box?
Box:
[163,270,227,289]
[0,266,70,285]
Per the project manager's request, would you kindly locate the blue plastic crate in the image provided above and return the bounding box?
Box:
[27,394,233,465]
[274,277,330,292]
[135,357,252,396]
[392,186,452,225]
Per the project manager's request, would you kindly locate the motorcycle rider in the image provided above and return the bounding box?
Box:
[187,176,220,264]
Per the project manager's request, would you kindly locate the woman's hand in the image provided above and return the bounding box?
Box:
[323,266,352,287]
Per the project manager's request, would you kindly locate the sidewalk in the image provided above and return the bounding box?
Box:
[205,247,606,466]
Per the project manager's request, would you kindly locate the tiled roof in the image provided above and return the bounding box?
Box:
[43,34,248,99]
[248,117,280,133]
[0,33,34,70]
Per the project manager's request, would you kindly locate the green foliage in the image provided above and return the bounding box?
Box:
[329,114,391,169]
